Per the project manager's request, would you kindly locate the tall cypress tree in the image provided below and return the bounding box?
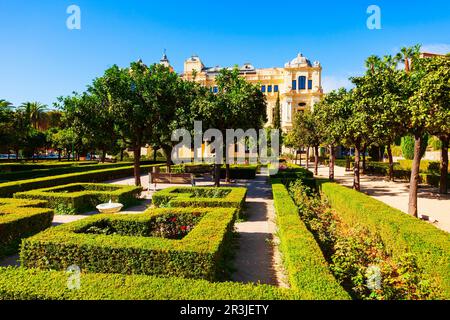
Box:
[273,92,281,130]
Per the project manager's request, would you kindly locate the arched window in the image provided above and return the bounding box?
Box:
[298,76,306,90]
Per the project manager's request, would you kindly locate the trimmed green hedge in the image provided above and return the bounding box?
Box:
[0,161,98,172]
[0,164,162,198]
[220,165,259,180]
[0,198,54,258]
[14,183,142,215]
[0,267,290,300]
[152,187,247,218]
[20,207,236,281]
[0,163,134,183]
[319,181,450,299]
[271,180,350,300]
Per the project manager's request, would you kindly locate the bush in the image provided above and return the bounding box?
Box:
[401,135,428,160]
[318,181,450,299]
[0,267,289,300]
[289,181,439,300]
[271,180,350,300]
[0,198,54,258]
[0,164,162,198]
[152,187,247,217]
[14,183,142,215]
[0,162,134,182]
[20,207,237,281]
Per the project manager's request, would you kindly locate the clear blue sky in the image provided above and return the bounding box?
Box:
[1,0,449,107]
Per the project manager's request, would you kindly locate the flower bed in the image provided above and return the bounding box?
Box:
[0,198,54,258]
[13,183,142,215]
[20,207,237,281]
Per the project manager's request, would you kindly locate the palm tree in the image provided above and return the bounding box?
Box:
[365,55,382,74]
[0,99,13,109]
[396,45,421,73]
[19,101,48,130]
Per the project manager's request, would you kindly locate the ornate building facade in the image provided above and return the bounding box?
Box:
[181,53,323,132]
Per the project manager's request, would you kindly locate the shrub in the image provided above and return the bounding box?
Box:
[271,180,350,300]
[20,207,237,281]
[318,181,450,299]
[401,135,428,160]
[152,187,247,217]
[0,198,54,258]
[0,267,289,300]
[14,183,142,215]
[0,164,162,198]
[0,162,133,182]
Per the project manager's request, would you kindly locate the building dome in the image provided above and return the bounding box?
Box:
[285,53,312,68]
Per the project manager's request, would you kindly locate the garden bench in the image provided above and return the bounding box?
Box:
[149,172,195,191]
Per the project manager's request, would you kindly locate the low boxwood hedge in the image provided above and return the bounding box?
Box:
[318,181,450,299]
[0,162,134,183]
[271,180,350,300]
[14,183,142,215]
[0,198,54,258]
[20,207,237,281]
[0,267,290,300]
[0,164,162,198]
[152,187,247,217]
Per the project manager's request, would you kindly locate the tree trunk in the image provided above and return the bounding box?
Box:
[162,147,172,173]
[329,145,335,181]
[346,153,351,172]
[362,145,367,175]
[120,149,124,162]
[15,149,19,162]
[133,146,142,186]
[214,164,221,187]
[314,145,319,176]
[101,149,106,163]
[408,135,422,218]
[298,150,302,167]
[306,147,310,170]
[353,146,361,191]
[153,149,157,162]
[439,136,449,194]
[58,150,61,162]
[225,164,231,183]
[387,144,394,182]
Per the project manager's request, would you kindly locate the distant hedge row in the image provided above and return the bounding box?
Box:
[0,199,54,258]
[0,164,162,197]
[0,163,133,183]
[318,181,450,299]
[271,180,350,300]
[14,183,142,215]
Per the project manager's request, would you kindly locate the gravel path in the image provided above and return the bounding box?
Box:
[315,164,450,233]
[231,169,289,287]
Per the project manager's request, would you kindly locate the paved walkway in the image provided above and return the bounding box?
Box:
[231,168,289,287]
[315,165,450,233]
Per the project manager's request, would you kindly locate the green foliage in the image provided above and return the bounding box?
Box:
[0,267,289,300]
[14,183,142,215]
[0,164,162,197]
[428,136,443,151]
[270,180,350,300]
[318,181,450,299]
[0,198,53,258]
[273,93,281,130]
[20,207,237,281]
[289,181,442,300]
[401,135,427,160]
[152,187,246,218]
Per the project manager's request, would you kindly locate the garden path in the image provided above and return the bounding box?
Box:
[315,165,450,233]
[231,168,289,287]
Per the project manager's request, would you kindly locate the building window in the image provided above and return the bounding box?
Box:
[274,85,279,92]
[213,86,218,93]
[292,80,297,90]
[261,85,266,93]
[308,80,313,90]
[299,76,306,90]
[268,85,272,93]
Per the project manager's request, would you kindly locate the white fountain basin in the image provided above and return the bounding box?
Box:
[96,202,124,214]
